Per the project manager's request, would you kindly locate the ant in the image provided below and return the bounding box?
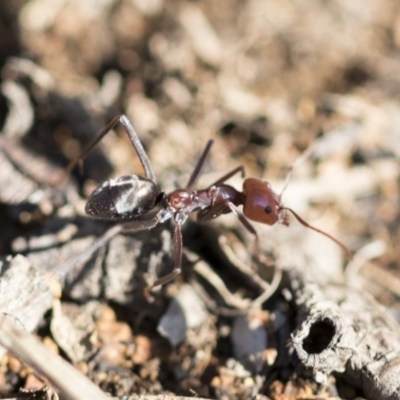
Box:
[62,115,350,290]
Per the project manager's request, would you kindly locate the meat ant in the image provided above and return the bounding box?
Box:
[62,115,350,290]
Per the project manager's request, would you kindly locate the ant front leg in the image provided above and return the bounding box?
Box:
[224,201,260,254]
[198,200,260,255]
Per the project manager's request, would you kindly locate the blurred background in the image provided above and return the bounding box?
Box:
[0,0,400,398]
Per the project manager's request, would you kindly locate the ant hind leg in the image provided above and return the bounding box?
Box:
[60,214,163,282]
[59,116,122,183]
[58,115,155,185]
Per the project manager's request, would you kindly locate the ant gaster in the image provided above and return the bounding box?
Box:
[64,115,350,289]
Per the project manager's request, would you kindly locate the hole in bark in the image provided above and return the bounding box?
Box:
[302,318,336,354]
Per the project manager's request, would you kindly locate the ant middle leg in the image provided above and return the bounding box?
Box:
[185,140,214,190]
[184,141,244,190]
[147,223,183,290]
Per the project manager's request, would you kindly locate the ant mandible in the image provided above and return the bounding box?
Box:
[63,115,350,290]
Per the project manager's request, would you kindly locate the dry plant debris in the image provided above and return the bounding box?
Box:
[0,0,400,399]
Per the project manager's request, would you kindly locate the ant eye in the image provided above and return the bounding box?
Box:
[264,205,272,214]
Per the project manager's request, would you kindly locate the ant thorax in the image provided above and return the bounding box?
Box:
[166,190,193,210]
[166,188,216,215]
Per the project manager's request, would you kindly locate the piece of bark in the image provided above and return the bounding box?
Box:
[0,255,54,358]
[0,315,216,400]
[0,315,109,400]
[0,138,56,206]
[5,386,59,400]
[50,301,99,364]
[1,80,34,140]
[291,276,400,400]
[0,136,78,216]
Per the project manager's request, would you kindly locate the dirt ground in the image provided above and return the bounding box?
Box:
[0,0,400,399]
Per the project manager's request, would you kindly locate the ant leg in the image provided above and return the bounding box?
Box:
[148,223,183,289]
[118,116,155,182]
[197,202,230,223]
[57,215,162,281]
[208,165,245,187]
[60,116,121,182]
[60,115,155,183]
[224,201,259,252]
[198,199,259,252]
[279,144,314,200]
[186,142,244,190]
[120,215,162,233]
[57,224,124,281]
[185,140,214,190]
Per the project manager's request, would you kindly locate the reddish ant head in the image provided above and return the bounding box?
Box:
[242,178,288,226]
[242,178,351,258]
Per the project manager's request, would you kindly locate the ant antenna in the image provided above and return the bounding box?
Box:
[275,142,351,258]
[281,206,352,259]
[279,143,314,201]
